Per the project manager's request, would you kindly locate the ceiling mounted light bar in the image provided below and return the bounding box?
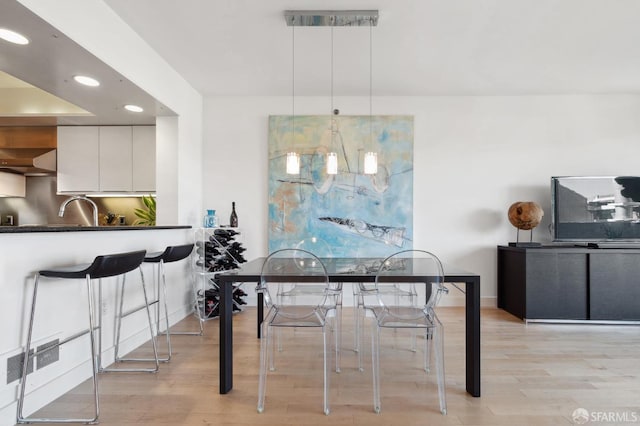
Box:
[284,10,378,27]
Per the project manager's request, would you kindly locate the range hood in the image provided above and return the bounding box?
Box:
[0,126,57,175]
[0,148,56,174]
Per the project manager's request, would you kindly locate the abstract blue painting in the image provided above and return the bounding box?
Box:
[268,115,413,258]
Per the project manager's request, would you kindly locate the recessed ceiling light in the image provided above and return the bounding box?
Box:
[73,75,100,87]
[0,28,29,45]
[124,104,144,113]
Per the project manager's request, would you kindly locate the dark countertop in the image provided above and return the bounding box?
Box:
[0,225,191,234]
[498,243,640,253]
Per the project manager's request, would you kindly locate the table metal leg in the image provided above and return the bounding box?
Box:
[257,292,264,338]
[220,281,233,394]
[465,278,481,397]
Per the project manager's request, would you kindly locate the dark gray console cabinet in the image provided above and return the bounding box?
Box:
[497,245,640,321]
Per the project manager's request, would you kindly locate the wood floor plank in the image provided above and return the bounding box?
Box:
[19,307,640,425]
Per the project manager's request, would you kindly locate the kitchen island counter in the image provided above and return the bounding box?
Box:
[0,225,194,424]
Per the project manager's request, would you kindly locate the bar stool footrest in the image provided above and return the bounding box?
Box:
[158,330,203,336]
[121,300,159,319]
[17,416,99,424]
[117,356,170,363]
[99,366,158,373]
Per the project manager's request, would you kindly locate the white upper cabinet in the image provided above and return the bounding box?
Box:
[99,126,133,191]
[57,126,155,194]
[57,126,100,193]
[132,126,156,192]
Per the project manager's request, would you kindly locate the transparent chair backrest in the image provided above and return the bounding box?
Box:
[375,249,445,312]
[292,237,340,293]
[295,236,332,258]
[260,248,332,316]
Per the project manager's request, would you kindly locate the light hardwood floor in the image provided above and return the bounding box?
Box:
[22,306,640,425]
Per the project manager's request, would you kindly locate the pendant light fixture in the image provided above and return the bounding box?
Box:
[363,18,378,175]
[286,23,300,175]
[284,10,379,176]
[327,25,338,175]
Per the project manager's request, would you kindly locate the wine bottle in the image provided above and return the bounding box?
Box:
[230,201,238,227]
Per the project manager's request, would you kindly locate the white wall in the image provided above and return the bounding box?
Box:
[204,94,640,306]
[156,117,180,224]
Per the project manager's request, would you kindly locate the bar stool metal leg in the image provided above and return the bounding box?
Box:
[17,273,100,424]
[85,273,101,423]
[142,258,204,366]
[102,268,159,372]
[143,244,201,342]
[155,260,173,360]
[156,259,203,336]
[117,244,201,364]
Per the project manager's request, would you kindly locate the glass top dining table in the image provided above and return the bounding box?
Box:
[216,257,481,397]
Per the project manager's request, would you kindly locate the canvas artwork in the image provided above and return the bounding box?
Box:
[268,115,414,258]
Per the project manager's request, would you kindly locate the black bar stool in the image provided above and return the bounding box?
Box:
[115,244,196,364]
[17,250,157,424]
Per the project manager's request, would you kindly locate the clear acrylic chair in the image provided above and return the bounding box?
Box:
[353,258,417,369]
[257,248,339,415]
[362,249,448,415]
[276,237,342,371]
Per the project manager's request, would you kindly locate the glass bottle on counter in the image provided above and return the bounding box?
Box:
[230,202,238,228]
[204,209,217,228]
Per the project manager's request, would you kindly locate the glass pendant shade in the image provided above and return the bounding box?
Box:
[286,152,300,174]
[326,152,338,175]
[363,18,377,176]
[364,151,378,174]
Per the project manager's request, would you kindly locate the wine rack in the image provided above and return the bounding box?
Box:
[193,227,247,320]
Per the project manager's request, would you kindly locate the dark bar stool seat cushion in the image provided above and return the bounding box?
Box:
[40,250,147,279]
[144,244,194,264]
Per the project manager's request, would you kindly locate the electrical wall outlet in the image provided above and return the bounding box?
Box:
[36,339,60,369]
[6,350,34,384]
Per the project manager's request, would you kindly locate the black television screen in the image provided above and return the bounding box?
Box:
[552,176,640,242]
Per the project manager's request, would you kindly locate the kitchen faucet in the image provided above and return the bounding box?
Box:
[58,195,99,226]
